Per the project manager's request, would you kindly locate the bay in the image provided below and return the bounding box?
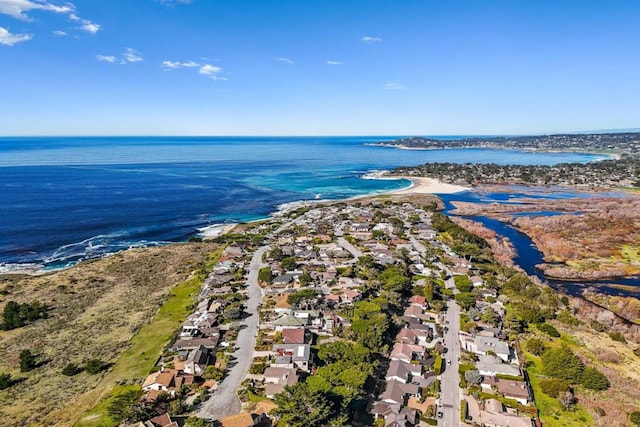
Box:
[0,136,603,270]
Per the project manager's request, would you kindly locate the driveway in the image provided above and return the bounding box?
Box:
[197,245,269,420]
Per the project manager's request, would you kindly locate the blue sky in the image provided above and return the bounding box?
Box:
[1,0,639,136]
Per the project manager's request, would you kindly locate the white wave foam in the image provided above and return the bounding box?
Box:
[197,223,238,238]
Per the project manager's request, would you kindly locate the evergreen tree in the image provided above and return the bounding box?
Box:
[19,349,36,372]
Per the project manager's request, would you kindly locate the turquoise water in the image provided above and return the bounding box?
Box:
[0,136,604,270]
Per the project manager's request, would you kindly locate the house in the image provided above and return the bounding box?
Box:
[171,336,219,352]
[402,305,428,322]
[273,314,307,331]
[271,343,312,372]
[478,335,512,362]
[386,408,419,427]
[372,401,401,421]
[219,412,269,427]
[385,359,422,383]
[281,327,307,344]
[408,295,428,310]
[470,275,484,287]
[340,289,362,304]
[263,367,299,398]
[477,398,534,427]
[379,379,420,405]
[481,377,532,405]
[390,343,425,363]
[141,370,192,395]
[183,345,210,376]
[475,355,521,377]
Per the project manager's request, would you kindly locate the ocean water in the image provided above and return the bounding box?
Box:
[0,136,604,271]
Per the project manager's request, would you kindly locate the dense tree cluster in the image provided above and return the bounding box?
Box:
[1,300,48,330]
[273,341,373,426]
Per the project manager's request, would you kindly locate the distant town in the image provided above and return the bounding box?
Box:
[369,132,640,154]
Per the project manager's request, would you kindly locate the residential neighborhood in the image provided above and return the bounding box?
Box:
[130,197,540,427]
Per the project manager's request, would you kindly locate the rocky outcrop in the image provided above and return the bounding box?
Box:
[571,295,640,343]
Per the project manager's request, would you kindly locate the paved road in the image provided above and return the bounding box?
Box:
[439,300,462,426]
[198,245,269,420]
[337,236,362,259]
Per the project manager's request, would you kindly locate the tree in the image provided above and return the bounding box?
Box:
[630,411,640,426]
[542,345,584,382]
[85,358,107,374]
[536,323,560,338]
[287,288,317,308]
[281,256,297,271]
[19,349,36,372]
[258,266,273,284]
[272,383,338,427]
[539,378,569,397]
[270,247,284,261]
[204,366,224,381]
[558,389,576,411]
[185,417,208,427]
[0,373,14,390]
[454,275,473,293]
[62,363,81,376]
[581,367,609,390]
[455,292,476,310]
[107,387,144,423]
[464,370,482,385]
[526,338,546,356]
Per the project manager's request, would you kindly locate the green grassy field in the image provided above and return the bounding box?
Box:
[75,248,223,427]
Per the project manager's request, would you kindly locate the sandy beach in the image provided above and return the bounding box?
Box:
[389,176,471,195]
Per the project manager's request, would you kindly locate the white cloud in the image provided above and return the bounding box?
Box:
[383,82,406,90]
[199,64,225,80]
[0,0,73,21]
[162,60,200,69]
[275,56,293,64]
[326,60,343,65]
[157,0,192,5]
[52,29,66,36]
[96,48,143,65]
[162,59,227,81]
[0,1,100,35]
[362,36,382,43]
[69,12,100,34]
[0,25,31,45]
[96,54,116,63]
[80,21,100,34]
[122,47,143,63]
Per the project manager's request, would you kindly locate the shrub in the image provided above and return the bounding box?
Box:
[19,349,36,372]
[526,338,546,355]
[630,411,640,426]
[536,323,560,338]
[594,407,606,416]
[0,373,15,390]
[581,367,609,390]
[85,359,107,374]
[542,345,584,382]
[464,369,483,385]
[608,331,626,343]
[590,320,608,332]
[62,363,81,376]
[540,378,569,397]
[634,347,640,358]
